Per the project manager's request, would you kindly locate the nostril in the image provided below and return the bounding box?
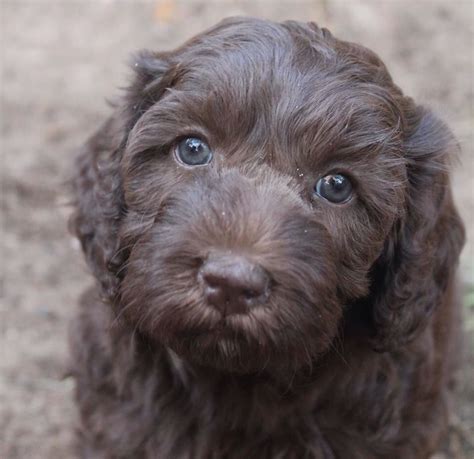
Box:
[202,273,222,289]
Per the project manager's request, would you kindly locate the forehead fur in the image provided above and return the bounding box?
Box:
[129,18,406,170]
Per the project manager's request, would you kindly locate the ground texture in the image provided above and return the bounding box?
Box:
[1,1,473,457]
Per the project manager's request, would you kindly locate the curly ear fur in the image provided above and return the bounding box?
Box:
[70,51,169,300]
[369,107,465,351]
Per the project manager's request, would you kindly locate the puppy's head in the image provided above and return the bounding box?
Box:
[71,18,464,374]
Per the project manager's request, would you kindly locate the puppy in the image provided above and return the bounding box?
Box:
[69,17,465,458]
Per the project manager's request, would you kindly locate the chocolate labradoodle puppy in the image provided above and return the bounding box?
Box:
[69,17,465,458]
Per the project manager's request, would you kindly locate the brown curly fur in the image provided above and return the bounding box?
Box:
[69,18,465,458]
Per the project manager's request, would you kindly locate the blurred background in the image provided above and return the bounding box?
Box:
[1,1,473,457]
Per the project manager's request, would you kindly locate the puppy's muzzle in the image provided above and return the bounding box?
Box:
[199,252,270,315]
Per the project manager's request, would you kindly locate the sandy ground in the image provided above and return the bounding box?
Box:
[1,1,473,458]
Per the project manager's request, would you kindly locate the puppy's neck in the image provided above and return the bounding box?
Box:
[110,319,333,434]
[164,348,321,433]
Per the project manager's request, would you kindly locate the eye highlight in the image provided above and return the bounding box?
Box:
[175,137,213,166]
[314,174,353,203]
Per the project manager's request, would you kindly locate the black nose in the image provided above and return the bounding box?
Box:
[199,254,270,315]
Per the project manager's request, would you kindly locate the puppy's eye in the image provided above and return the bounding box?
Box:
[175,137,213,166]
[314,174,353,203]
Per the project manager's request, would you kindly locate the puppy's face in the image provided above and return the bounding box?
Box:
[114,20,411,373]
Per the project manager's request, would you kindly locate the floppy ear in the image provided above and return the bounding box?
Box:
[69,116,125,299]
[69,51,170,300]
[369,107,465,351]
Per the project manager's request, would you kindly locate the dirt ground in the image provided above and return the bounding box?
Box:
[1,1,473,458]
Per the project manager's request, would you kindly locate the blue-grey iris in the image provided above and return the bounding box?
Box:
[175,137,213,166]
[315,174,353,203]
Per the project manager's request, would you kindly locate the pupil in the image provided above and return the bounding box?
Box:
[331,175,345,190]
[187,139,202,154]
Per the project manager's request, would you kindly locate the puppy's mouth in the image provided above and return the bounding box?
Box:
[174,304,274,343]
[170,321,269,373]
[180,325,245,352]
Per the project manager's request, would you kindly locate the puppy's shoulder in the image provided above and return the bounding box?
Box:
[77,286,112,330]
[69,287,114,378]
